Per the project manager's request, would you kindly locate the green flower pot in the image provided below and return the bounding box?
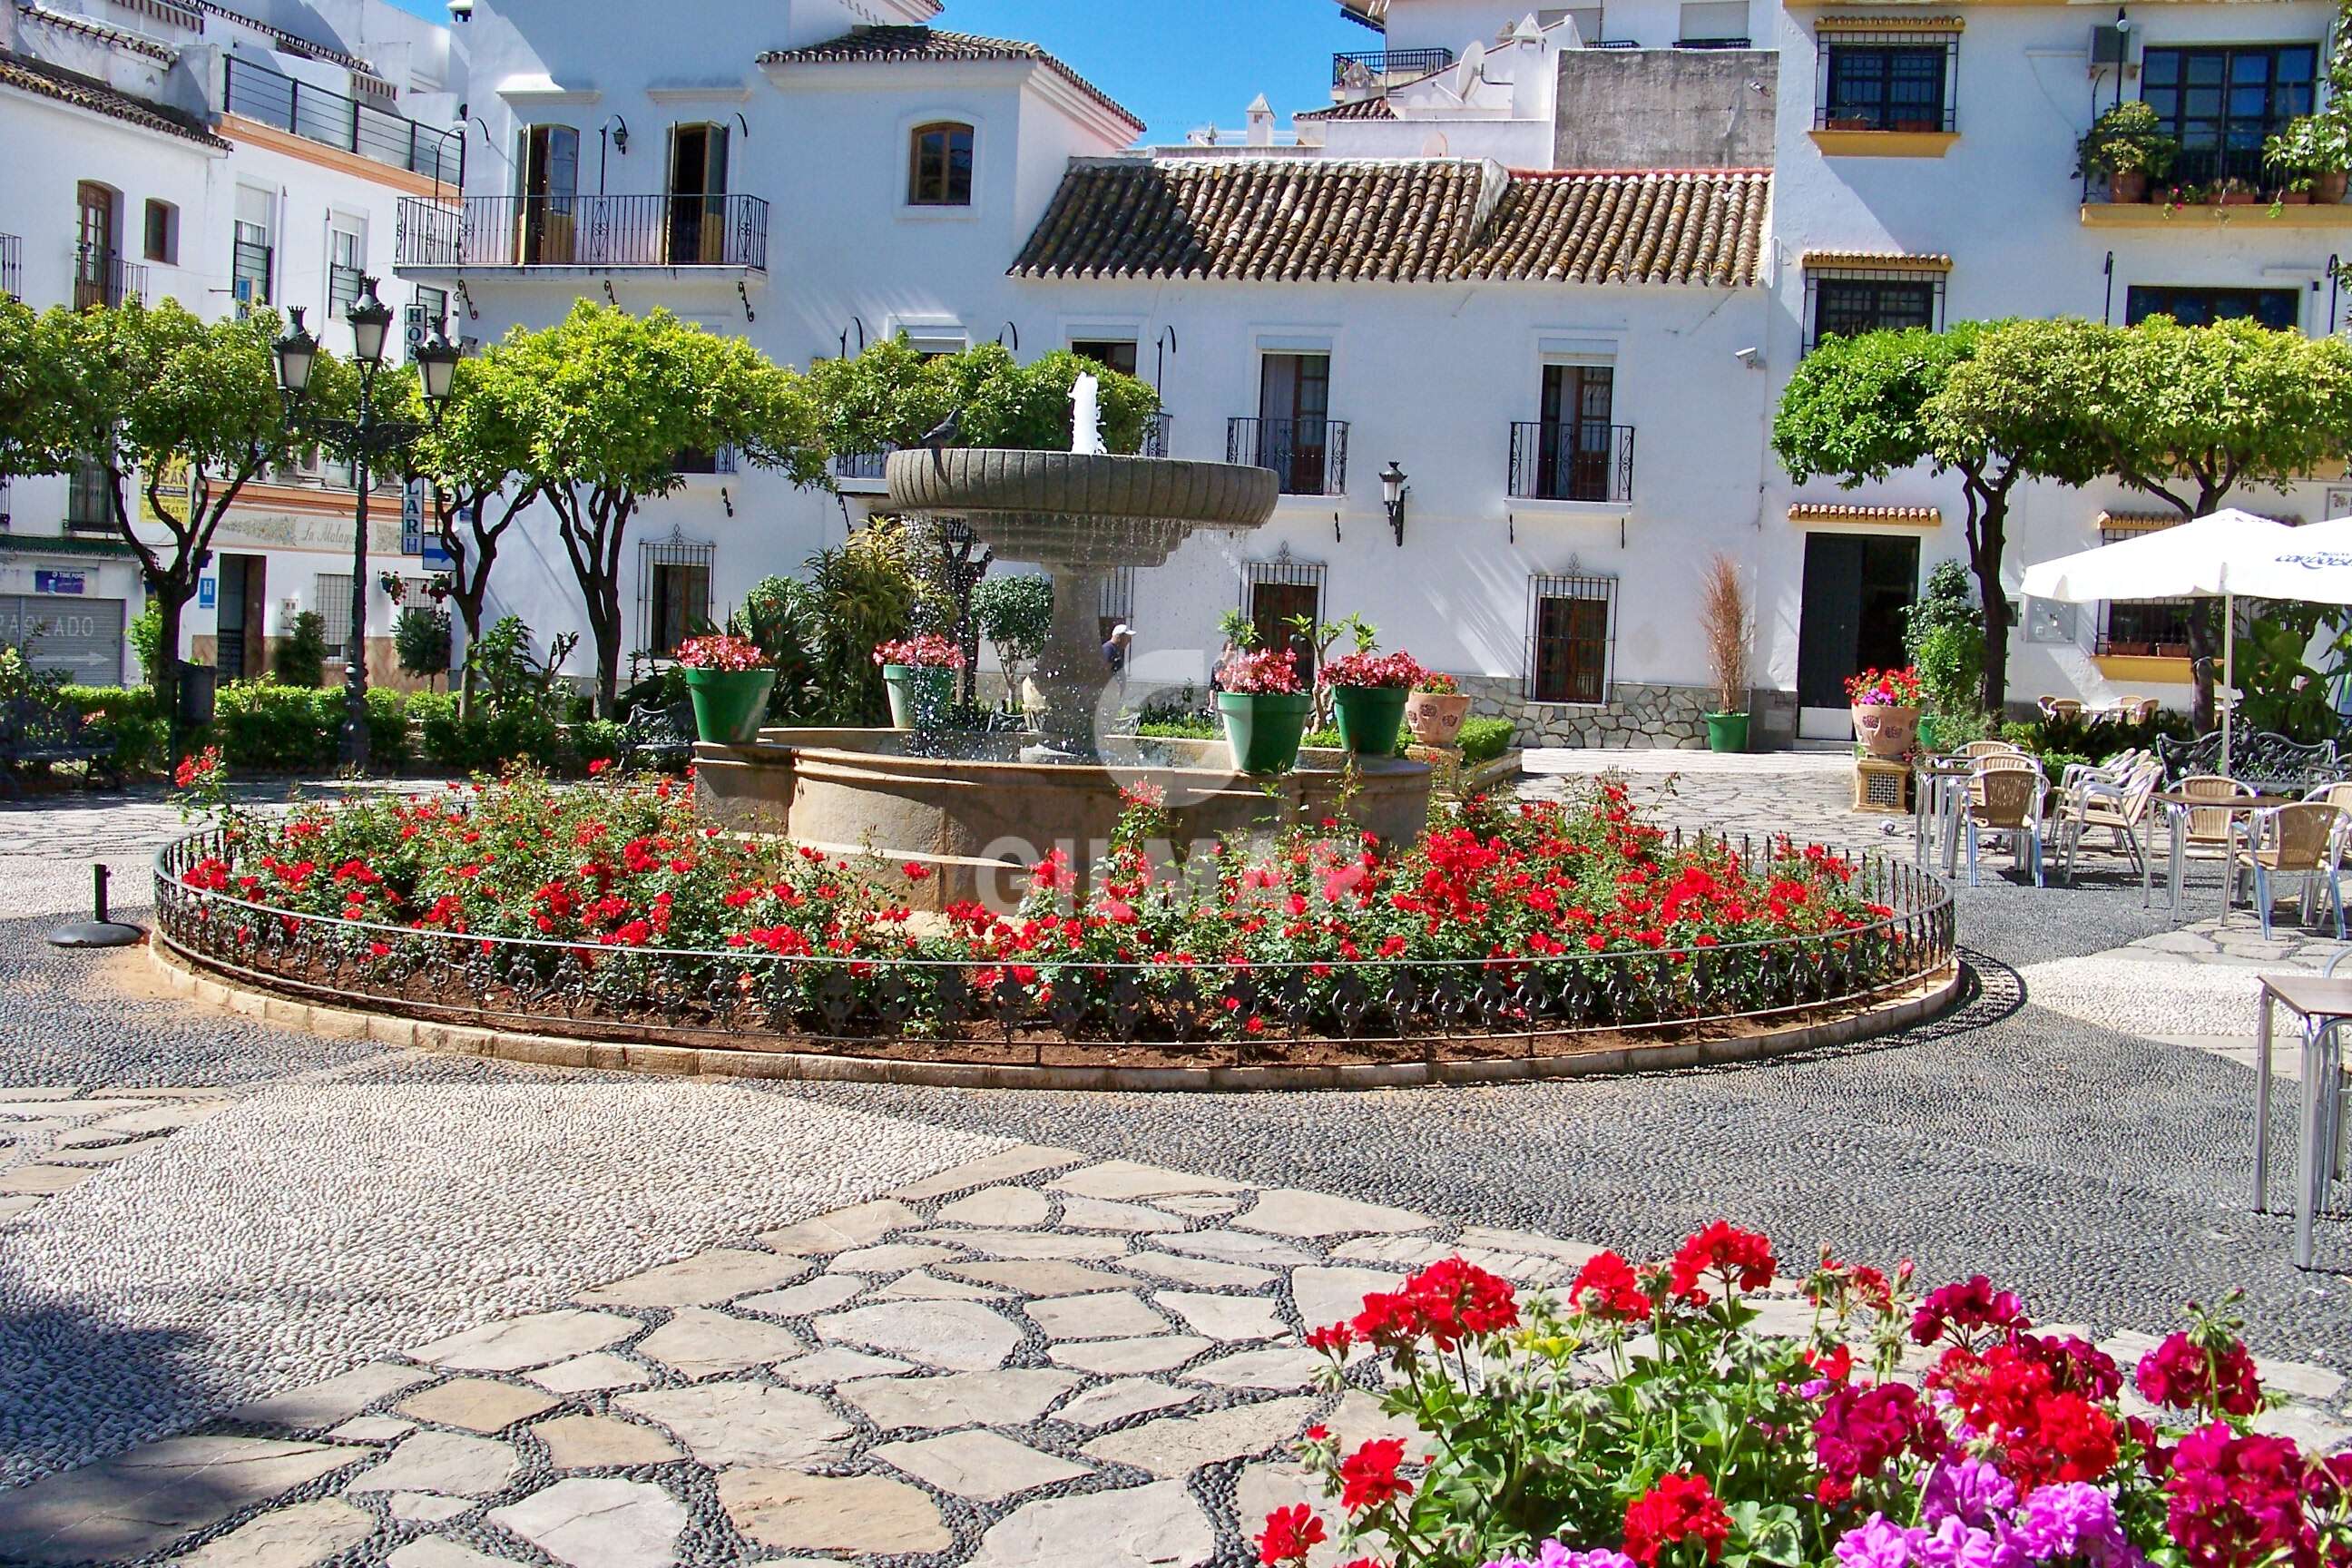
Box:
[681,667,776,745]
[883,663,956,730]
[1330,684,1410,757]
[1705,712,1749,754]
[1216,690,1313,776]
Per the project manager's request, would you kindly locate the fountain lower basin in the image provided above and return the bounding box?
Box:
[694,729,1433,913]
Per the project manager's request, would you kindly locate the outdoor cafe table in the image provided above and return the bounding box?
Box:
[2253,973,2352,1269]
[2149,789,2299,914]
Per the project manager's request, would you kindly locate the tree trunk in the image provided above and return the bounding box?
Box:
[2187,606,2219,732]
[155,584,189,759]
[1966,516,2013,717]
[451,590,485,720]
[593,614,622,718]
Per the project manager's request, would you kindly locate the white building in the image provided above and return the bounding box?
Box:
[0,0,464,691]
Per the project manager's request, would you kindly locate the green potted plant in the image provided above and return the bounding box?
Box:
[2267,113,2352,202]
[1319,649,1422,758]
[873,632,964,731]
[1406,670,1472,747]
[674,633,777,745]
[1215,647,1311,775]
[1697,552,1751,753]
[2076,101,2179,202]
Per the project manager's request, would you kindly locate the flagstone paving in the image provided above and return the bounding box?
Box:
[3,1147,2349,1568]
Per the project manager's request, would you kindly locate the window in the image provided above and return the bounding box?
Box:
[639,534,713,655]
[2095,521,2196,655]
[518,124,580,264]
[1528,573,1616,705]
[314,573,354,662]
[667,122,730,263]
[232,185,272,315]
[671,447,739,475]
[2141,44,2318,186]
[1678,1,1749,46]
[328,220,366,316]
[2125,285,2299,331]
[74,181,120,310]
[1247,353,1342,495]
[1817,38,1955,132]
[1071,338,1140,377]
[65,458,112,532]
[142,200,177,265]
[1513,364,1621,503]
[408,286,450,361]
[907,122,975,207]
[1804,267,1945,351]
[1241,558,1326,678]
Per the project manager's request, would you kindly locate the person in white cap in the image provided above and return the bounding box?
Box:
[1102,622,1133,672]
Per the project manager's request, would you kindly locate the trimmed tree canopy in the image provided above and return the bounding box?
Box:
[807,338,1162,458]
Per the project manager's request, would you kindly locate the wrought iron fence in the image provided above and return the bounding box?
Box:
[1508,421,1635,504]
[153,828,1956,1064]
[1228,416,1349,496]
[833,446,893,482]
[72,245,146,310]
[397,195,770,271]
[1142,411,1173,458]
[1330,46,1456,87]
[222,57,463,191]
[0,233,18,299]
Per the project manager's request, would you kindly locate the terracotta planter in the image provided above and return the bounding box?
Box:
[2109,169,2148,203]
[1406,690,1472,746]
[2214,191,2258,206]
[2278,190,2313,204]
[2318,171,2349,203]
[1850,703,1920,759]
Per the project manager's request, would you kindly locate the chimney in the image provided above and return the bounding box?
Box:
[1245,93,1274,147]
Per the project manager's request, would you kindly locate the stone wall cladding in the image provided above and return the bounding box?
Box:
[1458,676,1714,750]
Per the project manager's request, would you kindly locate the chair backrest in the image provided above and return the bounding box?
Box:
[2129,698,2159,723]
[2047,699,2083,720]
[2306,781,2352,814]
[1975,752,2039,774]
[2181,773,2256,841]
[1958,740,2022,758]
[1974,768,2041,828]
[2264,802,2341,872]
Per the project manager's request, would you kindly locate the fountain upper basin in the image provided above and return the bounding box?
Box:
[882,447,1279,566]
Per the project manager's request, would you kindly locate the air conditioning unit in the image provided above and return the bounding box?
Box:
[2091,20,2132,67]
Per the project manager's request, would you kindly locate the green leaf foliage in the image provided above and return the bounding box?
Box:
[807,337,1162,456]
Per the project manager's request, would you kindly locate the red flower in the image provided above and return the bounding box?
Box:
[2137,1330,2263,1419]
[1669,1221,1776,1305]
[586,758,612,775]
[1256,1504,1328,1565]
[1567,1250,1651,1321]
[2165,1421,2316,1568]
[1622,1472,1732,1565]
[1910,1276,2032,1348]
[1813,1380,1946,1490]
[1338,1437,1413,1514]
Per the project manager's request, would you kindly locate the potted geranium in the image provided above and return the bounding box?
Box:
[2268,113,2352,202]
[1215,647,1311,775]
[674,633,776,745]
[873,633,965,731]
[2076,101,2178,203]
[1846,666,1924,758]
[1319,649,1424,758]
[1406,671,1472,746]
[1698,553,1751,753]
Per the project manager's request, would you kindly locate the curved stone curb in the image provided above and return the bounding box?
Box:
[148,942,1964,1092]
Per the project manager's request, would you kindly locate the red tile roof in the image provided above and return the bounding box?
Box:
[757,26,1141,134]
[1294,97,1398,122]
[0,48,228,147]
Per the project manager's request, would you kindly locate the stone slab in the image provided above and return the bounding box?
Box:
[719,1470,951,1556]
[387,1494,475,1524]
[0,1165,93,1195]
[526,1354,650,1396]
[888,1144,1083,1201]
[1048,1161,1245,1201]
[1079,1396,1318,1478]
[739,1276,867,1317]
[757,1199,919,1255]
[1182,1346,1325,1390]
[397,1377,562,1435]
[347,1433,518,1499]
[615,1382,851,1470]
[1026,1290,1169,1341]
[170,1497,375,1568]
[634,1307,802,1379]
[387,1542,525,1568]
[838,1368,1083,1432]
[230,1362,437,1429]
[1154,1291,1287,1342]
[1290,1267,1403,1332]
[966,1477,1216,1568]
[948,1259,1135,1296]
[1051,1378,1199,1429]
[771,1347,914,1387]
[1233,1189,1434,1240]
[579,1248,808,1308]
[875,1430,1091,1501]
[936,1187,1052,1227]
[1049,1336,1213,1377]
[814,1298,1020,1370]
[1060,1196,1187,1233]
[412,1309,640,1373]
[915,1228,1131,1261]
[1117,1252,1278,1290]
[0,1437,367,1565]
[488,1477,688,1568]
[880,1270,1007,1301]
[534,1415,683,1469]
[1153,1230,1320,1268]
[328,1416,416,1442]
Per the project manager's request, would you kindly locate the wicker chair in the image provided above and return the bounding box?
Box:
[2059,756,2160,884]
[1965,768,2046,887]
[2040,696,2083,720]
[1956,740,2024,759]
[2226,801,2347,939]
[2115,696,2158,723]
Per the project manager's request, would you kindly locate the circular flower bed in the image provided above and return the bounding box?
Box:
[152,762,1954,1070]
[1254,1230,2335,1568]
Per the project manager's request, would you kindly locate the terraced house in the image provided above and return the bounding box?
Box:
[11,0,2352,740]
[0,0,464,691]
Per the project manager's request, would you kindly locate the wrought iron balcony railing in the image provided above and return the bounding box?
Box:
[0,233,18,299]
[222,57,463,191]
[1331,47,1455,87]
[73,245,147,310]
[1229,416,1349,496]
[1508,420,1636,504]
[397,194,770,271]
[833,446,893,483]
[1141,411,1171,458]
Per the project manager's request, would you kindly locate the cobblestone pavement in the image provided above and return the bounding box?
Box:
[3,1150,2348,1568]
[6,760,2352,1565]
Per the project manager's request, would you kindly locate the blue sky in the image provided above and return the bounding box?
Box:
[381,1,1371,142]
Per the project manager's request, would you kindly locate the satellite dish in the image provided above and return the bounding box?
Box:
[1453,38,1487,96]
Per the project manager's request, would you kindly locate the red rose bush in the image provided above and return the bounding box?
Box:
[1256,1233,2346,1568]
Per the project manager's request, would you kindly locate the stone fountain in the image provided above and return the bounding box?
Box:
[695,378,1434,909]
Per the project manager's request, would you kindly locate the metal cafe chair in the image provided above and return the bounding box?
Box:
[2227,801,2348,941]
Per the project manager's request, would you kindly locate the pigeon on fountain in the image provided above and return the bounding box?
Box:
[919,406,962,450]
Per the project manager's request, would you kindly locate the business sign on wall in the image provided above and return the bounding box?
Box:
[34,570,85,595]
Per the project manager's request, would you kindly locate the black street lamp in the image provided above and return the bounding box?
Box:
[275,279,458,771]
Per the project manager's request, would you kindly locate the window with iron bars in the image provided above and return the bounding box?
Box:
[1527,572,1617,705]
[1804,268,1945,353]
[1815,33,1957,132]
[314,573,354,661]
[65,459,113,532]
[640,536,714,656]
[1240,558,1327,678]
[2094,524,2197,656]
[2141,44,2318,188]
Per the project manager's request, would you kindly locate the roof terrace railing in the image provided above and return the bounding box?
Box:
[222,55,463,191]
[397,194,770,271]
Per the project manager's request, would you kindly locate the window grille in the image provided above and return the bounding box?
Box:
[1099,567,1135,623]
[314,573,354,661]
[1526,571,1618,705]
[1803,267,1945,352]
[1240,557,1328,668]
[2124,286,2299,331]
[638,534,714,655]
[2141,44,2318,186]
[1814,31,1958,132]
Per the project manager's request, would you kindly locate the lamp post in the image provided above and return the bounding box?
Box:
[275,278,459,771]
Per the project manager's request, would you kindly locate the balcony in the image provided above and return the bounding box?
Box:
[1,234,18,299]
[1508,420,1636,505]
[221,57,463,191]
[73,245,147,310]
[1141,411,1171,457]
[833,447,892,484]
[1330,46,1455,90]
[1229,416,1349,496]
[397,195,770,273]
